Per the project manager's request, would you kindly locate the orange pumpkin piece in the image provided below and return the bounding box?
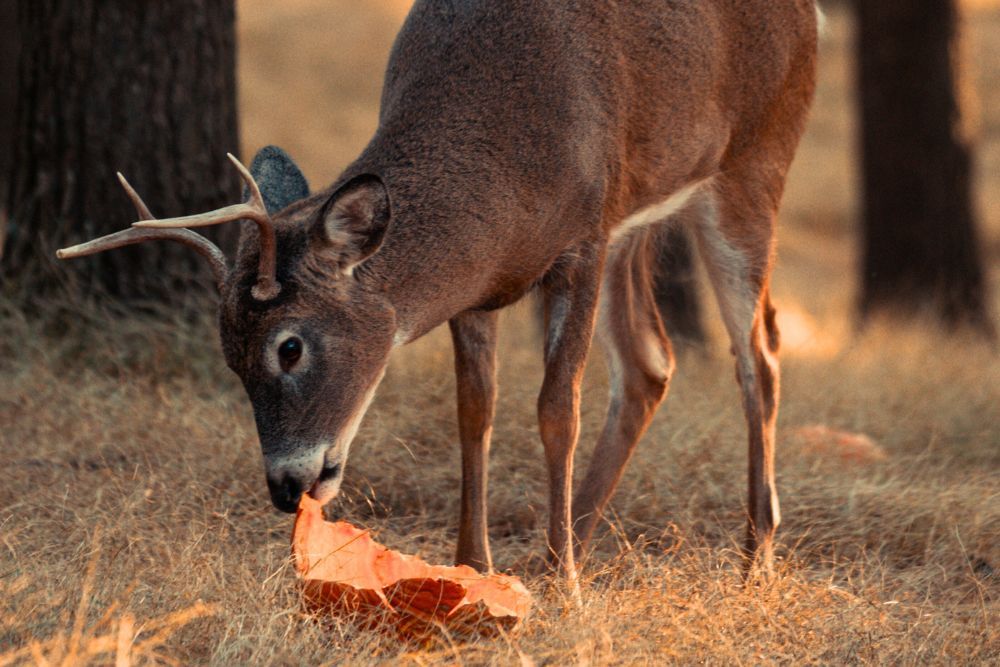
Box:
[292,495,531,638]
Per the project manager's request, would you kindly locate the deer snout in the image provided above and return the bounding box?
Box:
[263,446,344,513]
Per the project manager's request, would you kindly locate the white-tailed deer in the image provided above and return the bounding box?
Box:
[59,0,818,580]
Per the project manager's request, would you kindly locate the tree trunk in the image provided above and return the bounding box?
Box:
[0,0,19,250]
[2,0,239,306]
[856,0,994,335]
[652,226,705,347]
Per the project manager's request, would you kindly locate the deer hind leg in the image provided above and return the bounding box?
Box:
[692,181,782,575]
[448,309,499,572]
[537,241,604,581]
[572,228,675,561]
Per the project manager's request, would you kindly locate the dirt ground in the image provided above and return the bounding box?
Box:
[2,2,998,665]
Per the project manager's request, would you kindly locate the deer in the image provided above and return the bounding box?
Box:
[58,0,819,581]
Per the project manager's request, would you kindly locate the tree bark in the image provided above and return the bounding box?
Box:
[856,0,994,335]
[2,0,239,306]
[0,0,19,249]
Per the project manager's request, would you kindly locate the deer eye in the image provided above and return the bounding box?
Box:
[278,337,303,372]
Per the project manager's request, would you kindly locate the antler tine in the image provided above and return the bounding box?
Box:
[131,153,280,300]
[117,172,155,220]
[226,152,266,213]
[228,152,280,300]
[56,227,229,290]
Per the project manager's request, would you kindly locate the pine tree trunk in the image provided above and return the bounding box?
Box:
[2,0,239,306]
[856,0,994,335]
[652,226,705,346]
[0,0,18,249]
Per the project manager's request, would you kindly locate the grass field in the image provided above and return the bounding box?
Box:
[2,2,999,665]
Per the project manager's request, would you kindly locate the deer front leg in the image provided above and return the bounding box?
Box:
[537,243,604,581]
[448,310,499,572]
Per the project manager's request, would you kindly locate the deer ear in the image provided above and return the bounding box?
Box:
[247,145,310,214]
[317,174,391,273]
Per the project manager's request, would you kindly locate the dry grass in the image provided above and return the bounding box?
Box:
[3,3,1000,665]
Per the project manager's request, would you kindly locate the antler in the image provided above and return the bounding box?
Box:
[131,153,280,300]
[56,173,230,290]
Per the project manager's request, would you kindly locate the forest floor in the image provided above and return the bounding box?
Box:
[2,3,999,665]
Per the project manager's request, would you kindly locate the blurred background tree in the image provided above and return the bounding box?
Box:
[0,1,17,236]
[652,227,705,347]
[856,0,995,336]
[1,0,240,308]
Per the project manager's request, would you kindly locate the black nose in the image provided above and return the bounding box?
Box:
[267,473,304,513]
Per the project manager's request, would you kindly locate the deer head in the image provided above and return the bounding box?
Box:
[58,147,397,512]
